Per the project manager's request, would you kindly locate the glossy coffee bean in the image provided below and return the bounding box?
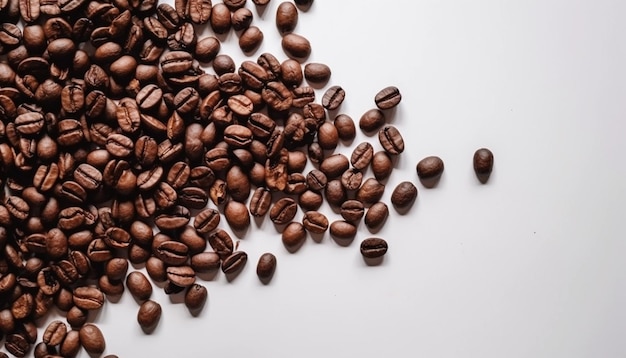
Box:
[79,324,105,354]
[282,222,306,250]
[137,300,161,328]
[416,156,444,181]
[364,202,389,229]
[221,251,247,275]
[281,33,311,60]
[269,197,297,225]
[329,220,357,239]
[184,284,207,310]
[374,86,402,109]
[321,85,345,110]
[276,2,298,34]
[126,271,152,301]
[379,126,405,155]
[360,238,388,258]
[359,108,385,132]
[473,148,494,183]
[391,181,418,209]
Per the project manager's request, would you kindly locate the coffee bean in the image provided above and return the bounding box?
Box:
[359,108,385,133]
[269,197,297,225]
[5,333,29,357]
[221,251,247,274]
[298,189,323,211]
[239,26,264,53]
[324,179,346,207]
[341,168,363,191]
[191,252,220,272]
[155,240,189,266]
[79,324,105,354]
[210,3,232,33]
[42,320,67,346]
[60,330,81,357]
[249,187,272,217]
[126,271,152,301]
[322,85,345,110]
[416,156,444,182]
[371,151,393,181]
[340,200,365,222]
[318,122,339,150]
[281,59,303,87]
[473,148,494,183]
[379,126,405,155]
[232,7,253,31]
[224,200,250,231]
[195,36,221,63]
[351,142,374,170]
[304,63,331,84]
[281,33,311,60]
[302,211,328,234]
[166,265,196,287]
[391,181,418,209]
[276,1,298,34]
[73,286,104,310]
[329,220,357,239]
[183,283,207,311]
[282,222,306,250]
[356,178,385,206]
[137,300,161,328]
[374,86,402,109]
[364,202,389,229]
[320,153,349,179]
[262,81,293,112]
[360,238,388,258]
[209,229,234,260]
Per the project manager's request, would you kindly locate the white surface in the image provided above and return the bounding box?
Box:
[43,0,626,357]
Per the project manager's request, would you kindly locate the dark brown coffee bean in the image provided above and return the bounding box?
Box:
[195,36,220,62]
[57,119,84,146]
[204,147,230,172]
[33,163,59,192]
[281,33,311,60]
[374,86,402,109]
[126,271,152,301]
[15,112,44,136]
[280,59,303,87]
[473,148,494,183]
[276,1,298,34]
[282,222,306,250]
[364,201,389,229]
[302,211,328,234]
[324,179,346,207]
[291,86,315,107]
[179,226,206,255]
[232,7,253,30]
[224,200,250,231]
[60,330,81,357]
[5,333,29,357]
[209,179,227,206]
[137,300,161,328]
[371,151,393,181]
[269,197,297,225]
[356,178,385,206]
[184,284,207,310]
[306,169,327,191]
[340,200,365,222]
[379,126,405,155]
[192,208,219,234]
[58,180,88,204]
[265,150,288,191]
[256,253,276,282]
[247,187,271,217]
[210,3,231,33]
[5,196,29,220]
[360,238,388,258]
[79,324,105,354]
[12,292,34,319]
[155,240,189,266]
[298,189,323,211]
[320,153,349,179]
[329,220,357,239]
[304,63,331,84]
[351,142,374,170]
[166,265,196,287]
[321,85,345,110]
[341,168,363,191]
[221,251,247,274]
[166,161,190,189]
[42,320,67,346]
[74,163,102,191]
[73,286,104,310]
[391,181,418,209]
[209,229,234,260]
[416,156,444,181]
[262,81,293,112]
[239,26,263,53]
[317,122,339,150]
[104,258,128,282]
[359,108,385,132]
[224,124,253,148]
[191,252,221,272]
[189,165,216,189]
[179,187,209,209]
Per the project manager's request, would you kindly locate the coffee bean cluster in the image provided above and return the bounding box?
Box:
[0,0,493,356]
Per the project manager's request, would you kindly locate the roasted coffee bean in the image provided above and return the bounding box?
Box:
[265,150,288,191]
[247,187,271,217]
[73,286,104,310]
[360,238,388,258]
[340,200,365,222]
[33,163,59,192]
[269,197,297,225]
[391,181,418,209]
[473,148,494,183]
[126,271,152,301]
[209,179,227,205]
[136,84,163,112]
[280,59,303,87]
[137,299,161,329]
[179,226,207,255]
[232,7,253,30]
[105,258,128,282]
[285,173,307,195]
[12,292,34,319]
[224,200,250,231]
[224,124,253,148]
[371,151,393,181]
[351,142,374,170]
[166,265,196,287]
[74,163,102,191]
[379,126,405,155]
[209,229,234,260]
[364,201,389,229]
[356,178,385,206]
[416,156,444,181]
[304,63,331,84]
[5,333,29,357]
[155,240,189,266]
[226,166,251,202]
[195,36,220,62]
[42,320,67,346]
[262,81,293,112]
[375,86,402,109]
[306,169,327,191]
[192,208,219,234]
[60,330,81,357]
[239,26,263,53]
[189,252,221,274]
[291,86,315,107]
[320,153,349,179]
[359,108,385,132]
[179,187,209,209]
[317,122,339,150]
[227,95,254,117]
[276,1,298,33]
[166,161,190,189]
[341,168,363,191]
[298,189,323,211]
[221,251,247,275]
[302,211,328,234]
[210,3,231,33]
[282,222,306,250]
[155,205,190,231]
[329,220,357,239]
[58,180,88,204]
[184,283,207,311]
[15,112,44,136]
[79,324,105,354]
[324,179,346,207]
[145,257,167,283]
[5,196,29,220]
[281,33,311,60]
[321,85,345,110]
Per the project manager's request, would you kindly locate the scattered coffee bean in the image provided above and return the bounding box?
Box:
[473,148,494,183]
[391,181,418,209]
[329,220,357,239]
[79,324,106,354]
[276,1,298,34]
[364,202,389,229]
[360,238,388,258]
[282,222,307,250]
[322,85,345,110]
[379,126,405,155]
[137,300,162,329]
[281,33,311,59]
[416,156,445,185]
[184,284,207,310]
[374,86,402,109]
[256,253,277,282]
[222,251,248,275]
[359,108,385,132]
[302,211,329,234]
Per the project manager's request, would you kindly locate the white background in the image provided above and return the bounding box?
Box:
[28,0,626,357]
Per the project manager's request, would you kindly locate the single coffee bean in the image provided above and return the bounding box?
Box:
[359,108,385,133]
[79,324,105,354]
[256,253,277,282]
[193,208,220,234]
[126,271,152,301]
[154,205,190,231]
[60,330,81,357]
[281,33,311,60]
[232,7,253,31]
[291,86,316,107]
[5,333,29,357]
[166,265,196,287]
[321,85,345,110]
[262,81,293,112]
[280,59,303,87]
[195,36,220,63]
[74,163,102,191]
[179,226,207,255]
[306,169,327,191]
[106,133,134,158]
[302,211,328,234]
[155,240,189,266]
[269,197,297,225]
[249,187,272,217]
[341,168,363,191]
[190,252,221,272]
[209,229,234,260]
[42,320,67,346]
[340,200,365,222]
[224,200,250,231]
[371,151,393,181]
[374,86,402,109]
[364,202,389,229]
[210,3,232,34]
[73,286,104,310]
[416,156,444,182]
[391,181,418,209]
[276,1,298,34]
[282,222,306,250]
[239,26,263,53]
[298,189,323,211]
[184,284,207,310]
[360,238,388,258]
[473,148,494,183]
[329,220,357,239]
[320,153,349,179]
[137,300,161,328]
[356,178,385,206]
[324,179,346,207]
[304,63,331,84]
[351,142,374,170]
[317,122,339,150]
[221,251,247,274]
[379,126,405,155]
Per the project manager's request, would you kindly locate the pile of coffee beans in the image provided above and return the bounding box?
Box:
[0,0,493,356]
